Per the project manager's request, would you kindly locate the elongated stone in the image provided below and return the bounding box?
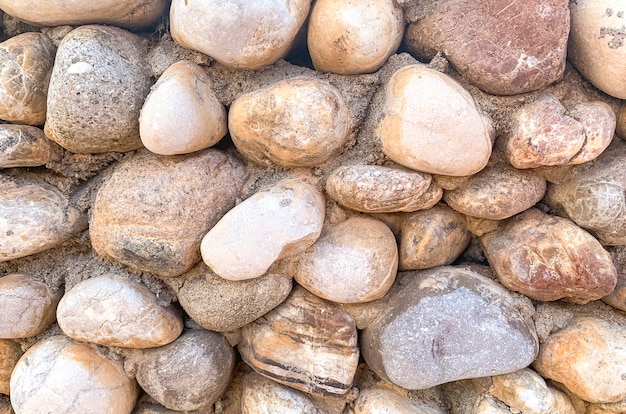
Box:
[0,339,22,395]
[0,125,63,168]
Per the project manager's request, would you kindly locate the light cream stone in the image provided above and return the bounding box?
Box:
[140,60,226,155]
[293,216,398,303]
[376,65,493,176]
[0,0,166,28]
[473,394,512,414]
[201,179,325,281]
[241,372,326,414]
[569,0,626,98]
[0,274,59,339]
[170,0,311,69]
[10,336,138,414]
[0,339,22,395]
[229,77,350,167]
[0,32,55,125]
[354,384,446,414]
[57,274,183,348]
[0,125,63,168]
[308,0,404,74]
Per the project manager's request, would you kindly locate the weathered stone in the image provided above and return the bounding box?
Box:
[0,125,63,168]
[443,163,546,220]
[292,216,398,303]
[404,0,569,95]
[0,0,167,28]
[174,262,292,332]
[308,0,404,74]
[618,104,626,139]
[361,267,538,390]
[0,339,22,395]
[133,330,234,411]
[57,274,183,348]
[0,178,87,261]
[45,25,152,153]
[354,383,446,414]
[376,64,493,176]
[229,77,350,167]
[170,0,310,69]
[603,246,626,311]
[534,316,626,403]
[201,178,324,281]
[569,0,626,98]
[10,336,137,414]
[91,149,246,278]
[0,32,55,125]
[238,286,359,397]
[473,394,514,413]
[481,209,617,303]
[0,274,59,339]
[140,60,226,155]
[587,399,626,414]
[241,372,326,414]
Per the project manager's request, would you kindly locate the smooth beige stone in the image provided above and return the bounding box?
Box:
[0,274,59,339]
[140,60,226,155]
[376,65,493,176]
[10,336,138,414]
[354,384,445,413]
[229,77,350,167]
[0,339,22,395]
[308,0,404,74]
[293,216,398,304]
[57,274,183,348]
[534,316,626,403]
[0,0,166,28]
[0,125,63,168]
[170,0,310,69]
[0,32,55,125]
[241,372,326,414]
[569,0,626,98]
[201,179,325,281]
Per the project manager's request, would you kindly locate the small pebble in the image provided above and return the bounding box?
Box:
[0,125,63,168]
[0,339,22,395]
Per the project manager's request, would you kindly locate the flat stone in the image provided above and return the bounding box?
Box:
[10,336,138,413]
[140,60,227,155]
[170,0,310,69]
[0,32,55,125]
[376,64,493,176]
[361,267,538,390]
[201,178,325,281]
[404,0,569,95]
[0,339,22,395]
[0,125,63,168]
[90,149,246,278]
[57,274,183,348]
[241,372,326,414]
[0,274,59,339]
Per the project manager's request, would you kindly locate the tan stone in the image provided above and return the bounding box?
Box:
[0,32,55,125]
[241,372,326,414]
[229,77,350,167]
[0,339,22,395]
[201,179,325,281]
[354,383,446,414]
[618,104,626,139]
[472,394,511,414]
[308,0,404,74]
[376,64,493,176]
[0,125,63,168]
[140,60,226,155]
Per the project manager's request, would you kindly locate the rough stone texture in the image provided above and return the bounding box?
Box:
[404,0,569,95]
[354,383,446,414]
[603,246,626,311]
[0,274,59,339]
[325,165,436,213]
[170,0,310,69]
[587,399,626,414]
[361,267,539,390]
[140,60,227,155]
[376,64,493,176]
[533,316,626,403]
[201,178,325,281]
[292,216,398,303]
[0,339,22,395]
[398,204,470,270]
[0,32,55,125]
[238,286,359,397]
[229,77,350,167]
[45,25,152,153]
[502,95,615,169]
[0,125,63,168]
[173,262,292,332]
[443,162,546,220]
[0,0,167,28]
[10,336,138,414]
[90,149,246,278]
[0,178,87,262]
[57,274,183,348]
[308,0,404,75]
[569,0,626,98]
[241,372,326,414]
[132,329,235,411]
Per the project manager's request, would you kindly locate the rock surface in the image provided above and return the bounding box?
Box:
[354,383,446,414]
[0,125,63,168]
[0,339,22,395]
[241,372,326,414]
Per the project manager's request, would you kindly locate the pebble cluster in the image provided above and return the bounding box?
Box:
[0,0,625,413]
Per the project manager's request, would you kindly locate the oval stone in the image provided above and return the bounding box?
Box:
[376,65,493,176]
[0,125,63,168]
